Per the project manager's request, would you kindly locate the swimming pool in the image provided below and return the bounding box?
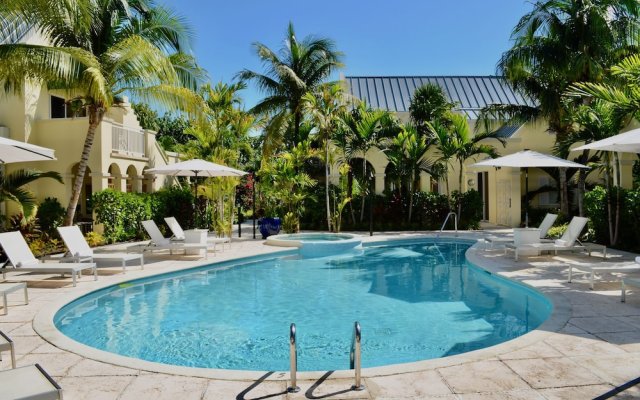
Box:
[54,239,552,372]
[265,232,362,257]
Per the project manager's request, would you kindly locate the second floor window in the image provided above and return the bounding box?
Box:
[50,96,86,118]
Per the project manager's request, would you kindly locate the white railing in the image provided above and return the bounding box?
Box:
[112,126,145,157]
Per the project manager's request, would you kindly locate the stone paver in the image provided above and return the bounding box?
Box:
[1,233,640,399]
[503,357,604,389]
[366,370,453,397]
[118,374,208,400]
[438,360,530,393]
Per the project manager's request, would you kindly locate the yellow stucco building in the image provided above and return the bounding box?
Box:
[341,76,636,227]
[0,25,181,224]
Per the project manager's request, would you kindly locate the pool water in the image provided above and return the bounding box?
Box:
[55,240,551,371]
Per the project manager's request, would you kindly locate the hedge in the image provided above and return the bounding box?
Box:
[92,187,195,243]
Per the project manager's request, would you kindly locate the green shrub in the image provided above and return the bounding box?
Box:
[37,197,65,236]
[451,190,483,230]
[547,224,567,239]
[153,187,195,231]
[85,231,106,247]
[584,185,640,251]
[92,190,152,243]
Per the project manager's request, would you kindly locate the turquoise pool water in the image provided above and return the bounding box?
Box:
[54,239,552,371]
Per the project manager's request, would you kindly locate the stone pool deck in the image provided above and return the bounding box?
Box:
[1,231,640,399]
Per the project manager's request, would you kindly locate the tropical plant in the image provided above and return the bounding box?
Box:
[237,22,343,155]
[409,83,456,134]
[0,0,207,226]
[339,103,396,222]
[0,170,62,221]
[486,0,640,215]
[302,83,348,231]
[386,124,432,223]
[258,142,318,230]
[330,164,359,232]
[428,121,457,197]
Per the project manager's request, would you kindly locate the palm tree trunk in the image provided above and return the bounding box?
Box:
[325,140,331,231]
[457,160,464,219]
[64,106,105,226]
[360,158,366,223]
[559,168,569,215]
[408,171,414,223]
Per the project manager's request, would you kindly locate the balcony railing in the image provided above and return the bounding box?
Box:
[112,126,145,157]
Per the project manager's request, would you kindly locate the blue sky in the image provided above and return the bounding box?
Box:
[162,1,531,108]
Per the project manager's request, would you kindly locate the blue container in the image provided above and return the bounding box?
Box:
[258,217,281,239]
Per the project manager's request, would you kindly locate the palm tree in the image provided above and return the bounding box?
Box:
[488,0,640,215]
[428,121,457,198]
[340,104,395,222]
[0,0,206,226]
[237,22,343,156]
[0,169,62,220]
[386,124,432,223]
[302,83,348,231]
[409,83,456,135]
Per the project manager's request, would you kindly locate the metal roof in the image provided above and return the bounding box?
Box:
[0,16,31,45]
[344,76,536,120]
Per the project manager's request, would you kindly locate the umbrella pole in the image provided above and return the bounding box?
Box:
[525,167,529,228]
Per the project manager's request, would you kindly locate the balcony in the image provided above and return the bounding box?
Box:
[111,125,145,158]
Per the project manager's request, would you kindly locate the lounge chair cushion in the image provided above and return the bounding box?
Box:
[0,364,61,400]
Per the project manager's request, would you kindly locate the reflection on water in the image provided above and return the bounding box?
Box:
[55,240,551,371]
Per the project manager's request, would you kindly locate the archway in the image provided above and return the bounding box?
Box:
[349,157,376,193]
[108,164,122,191]
[71,164,92,220]
[126,165,138,193]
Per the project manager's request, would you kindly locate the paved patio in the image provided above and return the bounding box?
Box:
[1,231,640,399]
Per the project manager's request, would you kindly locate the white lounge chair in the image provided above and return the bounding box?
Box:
[0,364,62,399]
[0,330,16,368]
[164,217,229,249]
[57,226,144,273]
[485,213,558,249]
[620,257,640,301]
[0,282,28,315]
[505,217,606,261]
[565,260,640,290]
[138,220,211,259]
[0,232,97,287]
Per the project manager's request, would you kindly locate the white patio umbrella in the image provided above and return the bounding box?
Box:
[471,150,589,227]
[574,128,640,153]
[0,136,56,163]
[146,159,247,227]
[145,159,247,178]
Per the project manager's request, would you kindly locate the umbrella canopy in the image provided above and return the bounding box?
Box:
[471,150,589,169]
[0,136,56,163]
[574,128,640,153]
[471,150,588,227]
[145,159,247,177]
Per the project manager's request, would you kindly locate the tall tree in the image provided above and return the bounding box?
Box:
[302,83,348,231]
[386,124,432,223]
[409,83,456,135]
[489,0,640,214]
[0,0,206,226]
[237,22,343,156]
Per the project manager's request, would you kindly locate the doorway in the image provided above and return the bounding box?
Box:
[477,172,489,221]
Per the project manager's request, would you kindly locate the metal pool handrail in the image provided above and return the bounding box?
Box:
[438,212,458,237]
[288,323,300,393]
[350,321,364,391]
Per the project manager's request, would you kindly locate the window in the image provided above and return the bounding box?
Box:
[50,95,86,119]
[50,96,66,118]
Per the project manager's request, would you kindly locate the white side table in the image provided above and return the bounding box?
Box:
[514,228,541,256]
[0,282,28,316]
[184,229,208,256]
